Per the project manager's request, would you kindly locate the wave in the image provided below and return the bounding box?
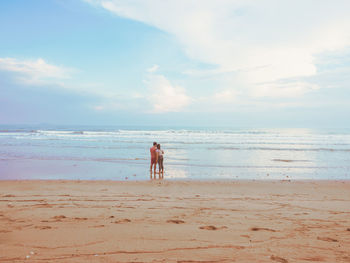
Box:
[210,146,350,152]
[0,129,38,133]
[37,130,83,135]
[2,128,350,145]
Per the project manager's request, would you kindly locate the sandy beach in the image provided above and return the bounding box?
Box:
[0,180,349,263]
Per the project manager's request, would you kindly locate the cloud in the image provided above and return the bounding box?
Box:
[89,74,191,114]
[0,57,126,109]
[0,57,73,85]
[85,0,350,100]
[145,74,191,113]
[93,105,104,111]
[147,64,159,73]
[251,82,319,98]
[213,89,237,103]
[0,57,118,98]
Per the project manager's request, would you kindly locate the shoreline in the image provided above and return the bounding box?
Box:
[0,178,350,183]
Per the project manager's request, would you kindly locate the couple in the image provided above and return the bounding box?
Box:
[150,142,164,178]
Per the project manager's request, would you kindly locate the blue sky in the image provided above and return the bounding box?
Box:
[1,0,350,127]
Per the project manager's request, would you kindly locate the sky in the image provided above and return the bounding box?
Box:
[1,0,350,128]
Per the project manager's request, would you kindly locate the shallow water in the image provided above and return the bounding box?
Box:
[1,125,349,180]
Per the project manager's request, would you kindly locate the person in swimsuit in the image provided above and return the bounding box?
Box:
[156,144,164,178]
[150,142,157,175]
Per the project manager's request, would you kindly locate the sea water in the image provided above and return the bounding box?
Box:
[0,125,349,180]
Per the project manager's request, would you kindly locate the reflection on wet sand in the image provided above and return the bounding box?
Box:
[150,170,164,180]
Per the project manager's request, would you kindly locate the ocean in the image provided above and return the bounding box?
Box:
[0,125,349,180]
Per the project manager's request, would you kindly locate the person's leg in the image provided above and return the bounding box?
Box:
[149,157,156,172]
[150,158,155,177]
[158,157,163,178]
[150,158,154,172]
[162,158,164,172]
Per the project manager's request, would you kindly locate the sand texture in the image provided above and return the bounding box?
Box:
[0,180,350,262]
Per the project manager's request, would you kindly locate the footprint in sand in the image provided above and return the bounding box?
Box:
[199,225,227,230]
[167,219,185,224]
[113,219,131,224]
[74,217,88,220]
[270,255,288,263]
[300,256,325,261]
[251,227,276,232]
[52,215,66,221]
[0,230,12,233]
[317,236,338,242]
[35,226,52,230]
[4,194,16,197]
[347,228,350,231]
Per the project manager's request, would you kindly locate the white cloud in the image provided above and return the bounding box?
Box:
[89,73,191,114]
[85,0,350,100]
[214,89,237,104]
[147,64,159,73]
[0,57,72,85]
[93,105,104,111]
[251,82,319,98]
[145,74,191,113]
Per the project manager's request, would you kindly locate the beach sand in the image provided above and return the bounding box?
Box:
[0,180,349,262]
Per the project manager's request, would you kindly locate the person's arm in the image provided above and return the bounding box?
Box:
[156,150,159,162]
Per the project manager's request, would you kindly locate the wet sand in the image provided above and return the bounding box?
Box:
[0,180,349,262]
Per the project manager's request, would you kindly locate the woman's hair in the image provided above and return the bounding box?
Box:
[157,144,161,149]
